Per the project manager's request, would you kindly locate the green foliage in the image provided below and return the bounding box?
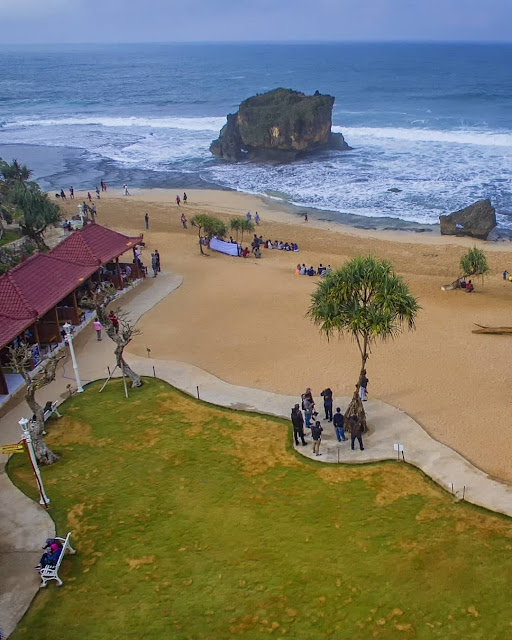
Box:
[309,256,420,349]
[10,183,61,249]
[190,213,228,254]
[7,378,512,640]
[459,247,489,280]
[0,158,33,184]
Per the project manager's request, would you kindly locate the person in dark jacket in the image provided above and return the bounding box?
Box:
[320,387,333,421]
[333,407,347,442]
[291,404,307,446]
[349,415,364,451]
[359,370,368,401]
[311,420,323,456]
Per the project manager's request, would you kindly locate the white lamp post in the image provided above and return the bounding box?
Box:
[19,417,50,506]
[63,322,83,393]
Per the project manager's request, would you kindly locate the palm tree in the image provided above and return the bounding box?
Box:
[0,159,33,185]
[459,247,489,282]
[10,183,61,250]
[230,218,241,242]
[308,256,420,431]
[190,214,227,255]
[239,218,254,245]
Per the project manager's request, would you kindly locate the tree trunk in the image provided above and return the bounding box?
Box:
[115,343,142,388]
[344,357,368,433]
[23,382,59,465]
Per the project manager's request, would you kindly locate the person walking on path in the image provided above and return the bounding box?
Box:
[181,213,187,229]
[91,203,97,221]
[93,319,102,341]
[145,213,149,230]
[154,249,161,272]
[311,420,323,456]
[333,407,347,442]
[349,415,364,451]
[254,212,260,226]
[176,194,181,206]
[108,311,119,332]
[359,370,368,402]
[320,387,333,421]
[291,404,307,446]
[151,252,159,278]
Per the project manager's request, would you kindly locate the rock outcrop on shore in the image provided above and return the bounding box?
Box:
[439,199,496,240]
[210,88,351,162]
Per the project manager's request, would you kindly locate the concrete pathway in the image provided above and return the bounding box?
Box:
[1,268,511,636]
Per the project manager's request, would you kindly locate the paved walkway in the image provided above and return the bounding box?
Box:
[0,268,511,636]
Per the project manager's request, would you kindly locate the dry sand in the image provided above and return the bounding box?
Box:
[61,188,512,482]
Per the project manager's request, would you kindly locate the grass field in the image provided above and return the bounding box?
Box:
[8,378,512,640]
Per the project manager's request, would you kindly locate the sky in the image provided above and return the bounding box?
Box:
[0,0,511,44]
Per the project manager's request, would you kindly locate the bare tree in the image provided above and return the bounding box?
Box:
[8,344,63,465]
[82,286,142,388]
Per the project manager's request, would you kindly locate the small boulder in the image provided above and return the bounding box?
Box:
[439,199,496,240]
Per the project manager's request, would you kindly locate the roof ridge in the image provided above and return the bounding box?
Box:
[4,271,38,317]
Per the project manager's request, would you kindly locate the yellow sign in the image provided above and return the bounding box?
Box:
[1,443,24,455]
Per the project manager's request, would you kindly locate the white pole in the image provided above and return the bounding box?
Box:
[63,322,83,393]
[19,418,50,507]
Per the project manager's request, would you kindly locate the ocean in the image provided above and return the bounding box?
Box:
[1,42,511,228]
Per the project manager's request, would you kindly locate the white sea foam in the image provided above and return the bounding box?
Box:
[2,115,225,132]
[335,125,512,148]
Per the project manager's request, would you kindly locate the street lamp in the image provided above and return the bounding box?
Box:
[63,322,83,393]
[19,417,50,507]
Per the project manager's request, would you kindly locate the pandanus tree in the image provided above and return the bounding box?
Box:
[10,183,61,250]
[190,214,227,255]
[230,217,254,245]
[308,256,420,431]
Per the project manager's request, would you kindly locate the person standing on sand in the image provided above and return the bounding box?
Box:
[333,407,347,442]
[181,213,187,229]
[304,212,308,222]
[291,404,307,446]
[95,186,101,199]
[349,415,364,451]
[145,213,149,230]
[69,186,74,199]
[91,203,97,221]
[124,184,130,196]
[503,270,508,280]
[246,211,252,222]
[255,212,260,226]
[176,194,181,206]
[93,319,102,341]
[320,387,333,421]
[311,420,323,456]
[87,192,92,202]
[60,188,66,199]
[155,249,161,272]
[183,192,188,204]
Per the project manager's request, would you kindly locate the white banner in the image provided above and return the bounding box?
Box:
[209,237,239,257]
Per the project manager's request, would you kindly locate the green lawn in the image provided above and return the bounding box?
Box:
[0,230,21,247]
[8,379,512,640]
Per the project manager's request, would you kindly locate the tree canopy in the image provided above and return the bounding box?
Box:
[459,247,489,280]
[308,255,420,430]
[191,214,227,255]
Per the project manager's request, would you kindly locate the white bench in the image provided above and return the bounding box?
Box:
[39,532,76,588]
[31,401,61,433]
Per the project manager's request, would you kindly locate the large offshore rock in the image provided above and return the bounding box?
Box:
[439,199,496,240]
[210,88,351,162]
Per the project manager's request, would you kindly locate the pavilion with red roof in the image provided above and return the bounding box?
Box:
[0,223,143,397]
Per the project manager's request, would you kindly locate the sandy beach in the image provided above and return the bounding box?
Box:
[60,189,512,482]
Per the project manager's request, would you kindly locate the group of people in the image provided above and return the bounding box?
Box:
[290,386,366,456]
[245,211,260,225]
[176,193,187,206]
[267,239,299,251]
[295,263,332,277]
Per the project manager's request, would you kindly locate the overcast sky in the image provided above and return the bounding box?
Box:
[1,0,511,44]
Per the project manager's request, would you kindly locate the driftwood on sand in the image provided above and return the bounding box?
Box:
[472,324,512,335]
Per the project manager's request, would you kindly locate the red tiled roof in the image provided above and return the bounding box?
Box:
[0,224,142,349]
[51,224,139,265]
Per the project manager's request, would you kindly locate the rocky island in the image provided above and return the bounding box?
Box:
[210,88,351,162]
[439,199,496,240]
